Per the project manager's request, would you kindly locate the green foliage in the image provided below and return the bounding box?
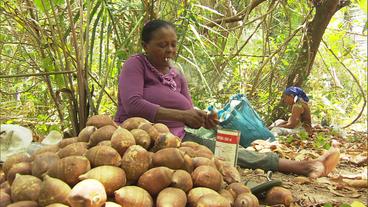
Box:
[313,133,331,150]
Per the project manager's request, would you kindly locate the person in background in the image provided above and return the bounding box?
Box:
[269,86,313,136]
[114,19,339,178]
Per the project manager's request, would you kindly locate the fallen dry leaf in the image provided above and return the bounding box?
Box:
[342,179,368,188]
[293,176,311,185]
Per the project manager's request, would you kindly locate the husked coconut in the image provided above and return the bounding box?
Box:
[130,129,151,150]
[196,194,231,207]
[151,133,180,152]
[7,162,32,184]
[234,193,259,207]
[170,170,193,192]
[79,166,126,195]
[3,152,31,175]
[120,117,149,130]
[32,152,59,178]
[187,187,219,207]
[192,166,223,191]
[114,186,153,207]
[121,145,150,182]
[138,123,160,141]
[85,146,121,167]
[78,126,97,142]
[88,125,117,147]
[152,123,170,134]
[11,174,42,202]
[152,148,185,169]
[156,187,187,207]
[38,175,71,206]
[57,142,88,158]
[86,115,115,128]
[47,156,91,186]
[137,167,174,196]
[111,127,135,156]
[58,138,78,148]
[68,179,107,207]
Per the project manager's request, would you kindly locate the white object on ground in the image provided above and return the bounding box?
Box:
[0,124,33,161]
[41,130,63,145]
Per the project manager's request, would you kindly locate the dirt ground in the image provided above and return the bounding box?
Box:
[239,129,367,206]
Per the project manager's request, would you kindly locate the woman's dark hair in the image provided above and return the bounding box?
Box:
[141,19,175,43]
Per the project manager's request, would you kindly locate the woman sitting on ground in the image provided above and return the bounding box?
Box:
[114,19,339,178]
[269,86,313,136]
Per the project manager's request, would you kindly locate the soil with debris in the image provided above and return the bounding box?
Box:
[240,129,367,206]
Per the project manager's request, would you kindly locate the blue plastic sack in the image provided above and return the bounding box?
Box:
[218,94,275,147]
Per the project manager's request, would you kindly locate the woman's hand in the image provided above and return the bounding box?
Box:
[181,109,206,129]
[203,113,219,129]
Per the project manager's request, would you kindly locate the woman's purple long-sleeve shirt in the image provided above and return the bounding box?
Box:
[114,54,193,137]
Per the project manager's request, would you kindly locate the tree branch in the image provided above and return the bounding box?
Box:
[206,0,268,27]
[322,39,366,129]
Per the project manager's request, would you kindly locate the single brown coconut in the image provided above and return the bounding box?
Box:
[114,186,153,207]
[77,126,97,142]
[152,148,185,170]
[38,175,71,206]
[156,187,187,207]
[215,159,241,184]
[234,193,259,207]
[196,193,231,207]
[120,117,150,130]
[120,145,151,182]
[58,137,78,148]
[110,127,136,156]
[187,187,219,207]
[265,186,293,206]
[130,129,151,150]
[86,114,116,128]
[67,179,107,207]
[151,133,180,152]
[138,123,160,141]
[11,174,42,202]
[3,152,31,175]
[57,142,88,158]
[226,183,251,199]
[85,146,121,167]
[88,125,117,147]
[152,123,170,134]
[46,156,91,186]
[170,170,193,192]
[7,162,32,184]
[32,152,60,178]
[219,189,235,206]
[137,167,174,196]
[192,166,223,191]
[79,166,126,195]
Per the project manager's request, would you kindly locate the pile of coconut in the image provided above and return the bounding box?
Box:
[0,115,266,207]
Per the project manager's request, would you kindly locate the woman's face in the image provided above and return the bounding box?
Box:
[282,94,294,105]
[143,26,177,68]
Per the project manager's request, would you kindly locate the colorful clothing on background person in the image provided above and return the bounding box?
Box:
[114,54,193,138]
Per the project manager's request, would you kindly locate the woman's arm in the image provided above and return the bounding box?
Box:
[278,104,304,129]
[155,108,206,129]
[119,57,160,121]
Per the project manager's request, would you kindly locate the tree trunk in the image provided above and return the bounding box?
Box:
[287,0,350,87]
